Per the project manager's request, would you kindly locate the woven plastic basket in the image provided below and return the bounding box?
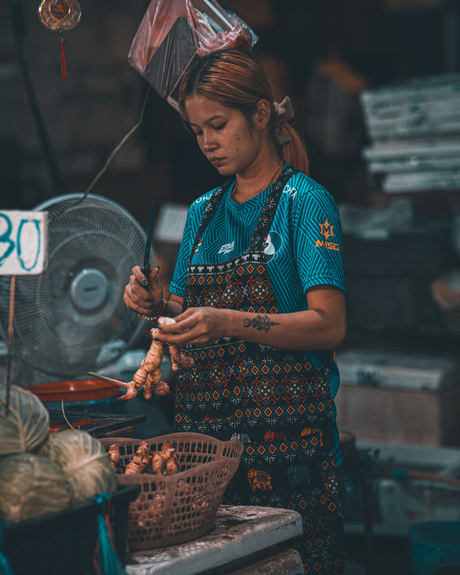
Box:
[100,433,243,550]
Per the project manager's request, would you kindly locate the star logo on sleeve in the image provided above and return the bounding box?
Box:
[319,220,334,240]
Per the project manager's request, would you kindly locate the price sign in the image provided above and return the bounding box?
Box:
[0,211,48,275]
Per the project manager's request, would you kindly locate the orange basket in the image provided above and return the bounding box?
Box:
[100,433,243,550]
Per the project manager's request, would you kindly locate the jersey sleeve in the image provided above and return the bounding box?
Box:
[291,178,346,294]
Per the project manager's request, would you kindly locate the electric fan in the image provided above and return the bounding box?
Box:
[0,194,152,378]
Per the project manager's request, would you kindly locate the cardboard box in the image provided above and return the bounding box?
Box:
[336,348,460,446]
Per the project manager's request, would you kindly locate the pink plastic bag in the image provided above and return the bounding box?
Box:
[128,0,257,108]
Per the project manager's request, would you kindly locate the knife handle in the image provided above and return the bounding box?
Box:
[141,263,151,287]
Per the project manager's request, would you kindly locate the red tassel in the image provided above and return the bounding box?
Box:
[59,32,68,79]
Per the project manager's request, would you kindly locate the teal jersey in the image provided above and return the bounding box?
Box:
[169,168,346,462]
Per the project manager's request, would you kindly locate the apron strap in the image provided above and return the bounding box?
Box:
[188,164,299,264]
[250,165,298,253]
[188,180,234,266]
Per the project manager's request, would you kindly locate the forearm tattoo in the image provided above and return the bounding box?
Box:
[243,315,280,333]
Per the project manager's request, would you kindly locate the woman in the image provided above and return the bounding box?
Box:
[124,49,347,573]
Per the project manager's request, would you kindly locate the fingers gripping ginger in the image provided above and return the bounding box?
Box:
[158,317,195,371]
[89,316,194,400]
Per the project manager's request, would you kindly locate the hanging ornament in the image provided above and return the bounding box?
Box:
[38,0,82,79]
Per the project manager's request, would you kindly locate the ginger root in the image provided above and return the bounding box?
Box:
[120,441,182,530]
[122,442,179,476]
[87,315,194,401]
[108,444,121,472]
[125,440,153,474]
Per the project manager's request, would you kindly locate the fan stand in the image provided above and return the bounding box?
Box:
[4,275,16,415]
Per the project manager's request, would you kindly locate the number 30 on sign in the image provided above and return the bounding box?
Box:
[0,211,48,275]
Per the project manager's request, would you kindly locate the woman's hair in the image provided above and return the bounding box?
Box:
[178,49,309,175]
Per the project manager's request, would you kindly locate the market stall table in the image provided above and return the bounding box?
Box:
[47,408,146,438]
[125,505,304,575]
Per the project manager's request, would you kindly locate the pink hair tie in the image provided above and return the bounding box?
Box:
[273,96,295,145]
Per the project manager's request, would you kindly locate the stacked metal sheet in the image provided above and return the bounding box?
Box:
[360,73,460,193]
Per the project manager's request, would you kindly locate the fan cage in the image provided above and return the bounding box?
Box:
[0,194,153,378]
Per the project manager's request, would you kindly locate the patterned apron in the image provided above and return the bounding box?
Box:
[174,166,345,573]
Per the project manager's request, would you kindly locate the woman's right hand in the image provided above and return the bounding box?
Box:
[123,265,163,317]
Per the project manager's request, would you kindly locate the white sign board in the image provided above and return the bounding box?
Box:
[154,203,189,244]
[0,211,48,275]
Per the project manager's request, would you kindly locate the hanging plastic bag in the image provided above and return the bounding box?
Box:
[128,0,257,109]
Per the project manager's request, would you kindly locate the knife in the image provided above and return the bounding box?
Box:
[141,201,155,283]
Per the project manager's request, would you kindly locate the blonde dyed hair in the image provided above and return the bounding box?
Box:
[178,49,309,175]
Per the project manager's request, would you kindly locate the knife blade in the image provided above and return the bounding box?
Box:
[141,201,155,282]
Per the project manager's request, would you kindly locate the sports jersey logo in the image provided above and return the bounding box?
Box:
[218,241,234,255]
[316,220,340,251]
[263,231,282,263]
[283,184,297,198]
[319,220,334,240]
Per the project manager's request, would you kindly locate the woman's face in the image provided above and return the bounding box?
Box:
[184,95,263,177]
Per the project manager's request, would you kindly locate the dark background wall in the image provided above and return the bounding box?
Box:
[2,0,460,342]
[2,0,459,228]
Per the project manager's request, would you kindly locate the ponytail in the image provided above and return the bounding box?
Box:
[277,122,309,176]
[272,96,309,176]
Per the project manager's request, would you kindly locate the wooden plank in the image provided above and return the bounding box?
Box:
[364,99,460,126]
[382,170,460,193]
[204,548,304,575]
[362,137,460,174]
[362,138,460,160]
[368,156,460,174]
[126,506,304,575]
[365,118,460,140]
[360,73,460,107]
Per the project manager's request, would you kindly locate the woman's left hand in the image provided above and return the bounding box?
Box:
[156,307,227,347]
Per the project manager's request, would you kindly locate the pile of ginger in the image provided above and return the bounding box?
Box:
[107,440,196,529]
[107,440,211,530]
[108,440,179,476]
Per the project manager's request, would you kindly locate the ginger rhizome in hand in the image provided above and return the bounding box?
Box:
[89,316,194,400]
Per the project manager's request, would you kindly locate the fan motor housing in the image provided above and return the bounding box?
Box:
[70,268,109,312]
